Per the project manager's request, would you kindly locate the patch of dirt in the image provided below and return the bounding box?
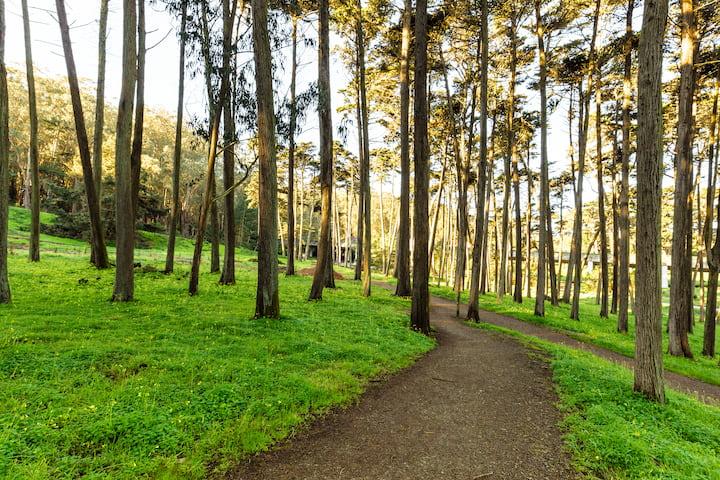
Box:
[298,266,345,280]
[227,292,575,479]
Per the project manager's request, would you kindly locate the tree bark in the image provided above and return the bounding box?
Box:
[563,88,577,303]
[395,0,412,296]
[112,0,138,302]
[467,0,489,321]
[0,0,10,302]
[440,46,469,315]
[210,178,220,273]
[618,0,633,332]
[570,79,589,319]
[429,142,450,267]
[21,0,40,262]
[498,81,512,298]
[93,0,109,203]
[547,192,559,305]
[253,0,280,317]
[570,0,600,320]
[357,0,372,297]
[164,0,187,274]
[189,0,235,295]
[703,76,720,358]
[131,0,146,221]
[634,0,668,403]
[56,0,109,269]
[480,116,496,294]
[286,15,298,276]
[594,0,609,318]
[220,76,236,284]
[534,0,548,316]
[354,37,364,282]
[668,0,696,358]
[309,0,335,300]
[411,0,430,334]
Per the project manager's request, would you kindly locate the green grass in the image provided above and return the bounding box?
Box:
[428,284,720,386]
[468,322,720,479]
[0,208,434,479]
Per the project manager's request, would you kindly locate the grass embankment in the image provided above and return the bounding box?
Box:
[429,284,720,386]
[469,322,720,480]
[0,208,434,479]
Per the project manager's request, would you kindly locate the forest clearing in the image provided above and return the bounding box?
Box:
[2,0,720,478]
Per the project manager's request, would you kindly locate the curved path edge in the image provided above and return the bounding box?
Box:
[446,296,720,405]
[227,287,576,479]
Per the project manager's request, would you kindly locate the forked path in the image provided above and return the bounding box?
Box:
[469,303,720,404]
[229,294,576,480]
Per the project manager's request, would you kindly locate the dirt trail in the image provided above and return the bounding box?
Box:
[464,300,720,405]
[229,295,575,480]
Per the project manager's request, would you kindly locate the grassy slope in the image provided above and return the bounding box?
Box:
[469,322,720,480]
[428,284,720,386]
[0,208,434,479]
[5,207,720,479]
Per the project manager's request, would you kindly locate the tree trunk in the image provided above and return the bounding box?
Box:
[563,88,577,303]
[220,81,236,284]
[611,137,619,314]
[525,155,533,300]
[570,78,590,319]
[21,0,40,262]
[189,0,235,295]
[467,0,489,321]
[131,0,145,221]
[429,142,450,267]
[411,0,430,334]
[298,162,305,260]
[704,264,718,357]
[703,76,720,357]
[668,0,697,358]
[0,0,10,302]
[571,0,600,320]
[379,179,386,270]
[210,178,221,273]
[634,0,668,403]
[440,46,469,315]
[253,0,279,317]
[56,0,109,269]
[498,72,513,299]
[618,0,633,330]
[354,47,364,282]
[395,0,412,296]
[512,149,522,304]
[547,193,559,305]
[286,15,298,276]
[164,0,187,274]
[534,0,548,316]
[309,0,335,300]
[357,0,372,297]
[112,0,138,302]
[345,169,353,267]
[480,117,496,294]
[93,0,109,203]
[594,2,609,318]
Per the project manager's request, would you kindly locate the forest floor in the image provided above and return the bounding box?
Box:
[230,289,720,480]
[229,291,576,480]
[3,208,720,479]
